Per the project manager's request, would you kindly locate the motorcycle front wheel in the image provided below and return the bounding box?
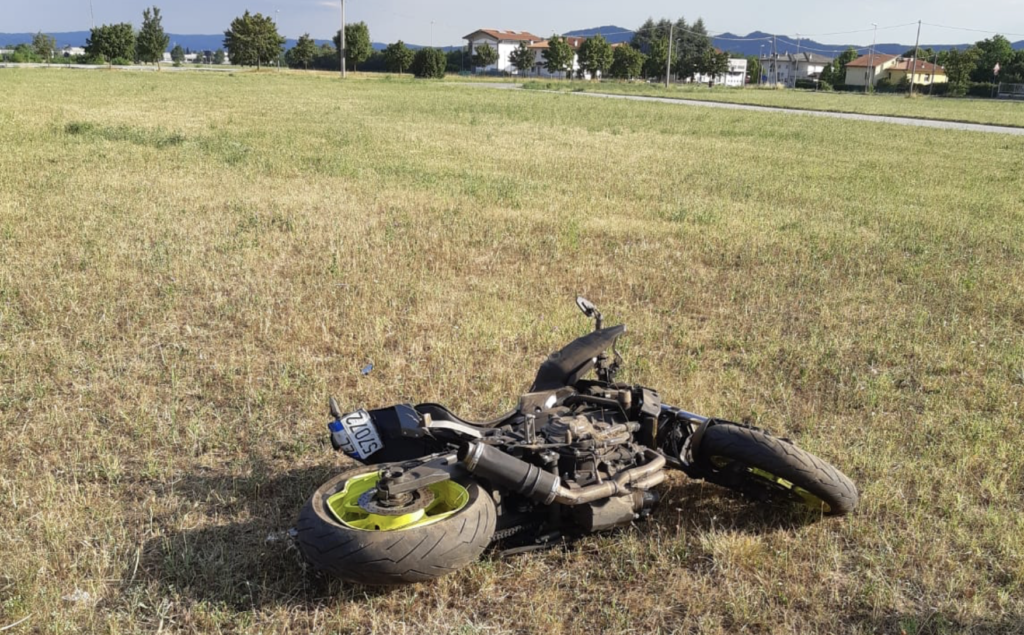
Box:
[696,422,858,516]
[295,464,496,585]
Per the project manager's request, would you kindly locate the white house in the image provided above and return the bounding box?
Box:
[759,51,832,87]
[693,56,748,87]
[464,29,542,73]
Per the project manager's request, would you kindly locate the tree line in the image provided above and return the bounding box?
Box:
[12,8,1024,94]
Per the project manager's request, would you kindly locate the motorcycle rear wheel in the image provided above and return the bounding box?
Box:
[696,422,858,516]
[295,464,496,585]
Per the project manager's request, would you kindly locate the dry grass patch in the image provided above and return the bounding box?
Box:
[0,69,1022,634]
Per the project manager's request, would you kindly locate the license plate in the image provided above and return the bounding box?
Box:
[330,409,384,460]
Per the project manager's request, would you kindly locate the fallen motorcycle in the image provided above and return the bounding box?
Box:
[296,298,858,585]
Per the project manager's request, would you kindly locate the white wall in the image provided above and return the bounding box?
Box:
[468,37,523,72]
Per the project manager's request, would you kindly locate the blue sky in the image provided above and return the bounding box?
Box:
[6,0,1023,46]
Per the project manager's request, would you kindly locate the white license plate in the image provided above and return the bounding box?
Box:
[334,409,384,460]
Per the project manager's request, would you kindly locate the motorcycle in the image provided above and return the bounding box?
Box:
[296,298,858,586]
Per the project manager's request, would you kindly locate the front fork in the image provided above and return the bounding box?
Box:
[656,404,715,478]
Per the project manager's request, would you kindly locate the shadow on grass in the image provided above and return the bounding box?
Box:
[136,466,840,610]
[136,462,400,611]
[650,477,827,533]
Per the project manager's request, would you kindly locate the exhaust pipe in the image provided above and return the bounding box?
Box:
[459,443,665,506]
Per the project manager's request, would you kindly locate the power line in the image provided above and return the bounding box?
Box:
[774,36,872,55]
[794,22,918,38]
[921,22,1024,38]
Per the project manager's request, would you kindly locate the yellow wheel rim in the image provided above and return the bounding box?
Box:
[708,457,832,513]
[326,472,470,531]
[747,466,832,513]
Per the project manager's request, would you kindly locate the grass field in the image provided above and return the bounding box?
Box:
[1,68,1023,634]
[523,79,1024,128]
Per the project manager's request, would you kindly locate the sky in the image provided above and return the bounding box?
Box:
[5,0,1024,47]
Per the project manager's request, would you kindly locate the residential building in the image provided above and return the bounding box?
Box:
[884,59,947,85]
[463,29,542,73]
[843,53,897,86]
[760,51,833,87]
[845,53,946,86]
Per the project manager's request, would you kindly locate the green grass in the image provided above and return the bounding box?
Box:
[1,68,1023,634]
[523,79,1024,128]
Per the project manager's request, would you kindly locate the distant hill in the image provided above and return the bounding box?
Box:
[3,29,1022,58]
[563,25,634,45]
[710,31,1024,58]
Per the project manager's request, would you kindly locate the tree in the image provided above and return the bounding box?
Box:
[631,18,658,54]
[643,37,668,79]
[213,49,226,65]
[1003,49,1024,83]
[679,18,712,81]
[170,44,184,63]
[610,44,645,79]
[577,35,613,79]
[85,23,136,64]
[971,35,1013,83]
[939,46,979,95]
[194,50,205,64]
[472,42,498,70]
[699,49,729,84]
[746,55,762,84]
[903,46,935,62]
[288,33,317,69]
[137,7,170,67]
[223,10,284,69]
[542,35,575,79]
[410,47,446,78]
[32,32,56,60]
[445,49,465,73]
[383,40,414,74]
[822,47,859,86]
[333,21,372,71]
[510,41,535,77]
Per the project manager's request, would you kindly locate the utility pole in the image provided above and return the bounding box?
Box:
[773,34,778,85]
[795,33,801,88]
[90,0,94,30]
[909,20,921,96]
[339,0,346,78]
[665,22,673,88]
[866,23,877,94]
[431,21,435,48]
[759,44,764,86]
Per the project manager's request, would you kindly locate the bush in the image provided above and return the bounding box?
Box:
[967,82,997,98]
[110,57,133,66]
[411,47,446,79]
[794,79,823,90]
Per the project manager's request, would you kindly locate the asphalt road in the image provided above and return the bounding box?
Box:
[455,82,1024,136]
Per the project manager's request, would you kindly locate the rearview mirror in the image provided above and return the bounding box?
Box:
[576,296,598,318]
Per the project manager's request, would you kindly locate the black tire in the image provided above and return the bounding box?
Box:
[295,464,496,585]
[696,423,858,516]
